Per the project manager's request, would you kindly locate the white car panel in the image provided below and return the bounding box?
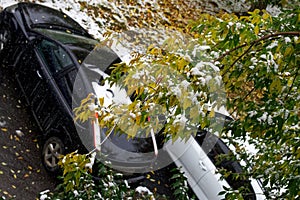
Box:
[196,170,229,200]
[165,136,227,199]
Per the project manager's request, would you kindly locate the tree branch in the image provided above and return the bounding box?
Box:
[221,42,255,76]
[285,69,299,100]
[216,31,300,64]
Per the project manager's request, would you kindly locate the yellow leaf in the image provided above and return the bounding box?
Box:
[14,136,20,141]
[209,109,215,118]
[287,77,294,87]
[262,12,270,20]
[136,115,141,125]
[183,98,192,110]
[99,97,104,106]
[254,26,259,35]
[177,58,188,71]
[253,9,261,15]
[147,44,156,52]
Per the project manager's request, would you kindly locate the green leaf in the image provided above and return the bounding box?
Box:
[269,77,282,94]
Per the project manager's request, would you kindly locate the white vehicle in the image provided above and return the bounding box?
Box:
[75,46,266,200]
[165,130,266,200]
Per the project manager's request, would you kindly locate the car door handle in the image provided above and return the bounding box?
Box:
[36,70,42,79]
[199,160,207,171]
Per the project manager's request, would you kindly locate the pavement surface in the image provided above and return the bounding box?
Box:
[0,63,56,200]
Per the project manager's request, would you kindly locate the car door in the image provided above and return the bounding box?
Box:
[15,43,57,131]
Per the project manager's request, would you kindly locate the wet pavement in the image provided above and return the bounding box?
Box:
[0,63,56,200]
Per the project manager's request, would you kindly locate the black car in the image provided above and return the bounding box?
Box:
[0,2,165,174]
[0,2,133,172]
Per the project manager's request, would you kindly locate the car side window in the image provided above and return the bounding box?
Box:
[36,39,73,74]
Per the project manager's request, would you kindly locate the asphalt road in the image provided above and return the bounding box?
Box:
[0,63,56,200]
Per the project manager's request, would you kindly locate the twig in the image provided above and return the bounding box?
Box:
[151,128,158,156]
[221,42,255,76]
[216,31,300,65]
[90,122,117,154]
[284,69,299,100]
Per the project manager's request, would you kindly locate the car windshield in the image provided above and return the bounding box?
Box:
[34,28,98,61]
[22,3,88,36]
